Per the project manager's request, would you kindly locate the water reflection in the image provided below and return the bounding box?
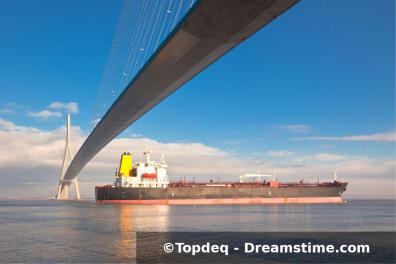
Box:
[115,205,170,260]
[116,205,135,260]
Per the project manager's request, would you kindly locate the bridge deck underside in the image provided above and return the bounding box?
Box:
[61,0,299,192]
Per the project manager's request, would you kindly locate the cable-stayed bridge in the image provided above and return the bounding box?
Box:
[56,0,299,199]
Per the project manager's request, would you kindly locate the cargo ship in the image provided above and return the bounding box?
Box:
[95,151,348,204]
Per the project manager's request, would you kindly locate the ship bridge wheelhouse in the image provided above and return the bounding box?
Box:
[115,151,169,188]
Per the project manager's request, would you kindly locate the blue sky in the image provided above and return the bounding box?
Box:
[0,0,394,198]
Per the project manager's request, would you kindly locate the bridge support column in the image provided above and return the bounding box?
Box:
[56,179,80,200]
[55,114,80,200]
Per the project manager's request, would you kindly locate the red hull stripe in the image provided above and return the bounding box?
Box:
[96,197,344,205]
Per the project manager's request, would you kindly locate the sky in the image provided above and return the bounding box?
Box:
[0,0,394,199]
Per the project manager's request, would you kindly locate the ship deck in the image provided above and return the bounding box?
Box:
[167,181,344,188]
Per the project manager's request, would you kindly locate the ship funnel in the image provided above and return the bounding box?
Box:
[118,152,133,177]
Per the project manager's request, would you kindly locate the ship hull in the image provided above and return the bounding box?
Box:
[96,197,344,204]
[95,182,348,205]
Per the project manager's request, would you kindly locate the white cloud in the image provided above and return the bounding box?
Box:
[0,119,20,131]
[0,101,78,119]
[0,118,394,199]
[49,101,79,113]
[293,131,396,142]
[0,108,14,114]
[27,110,62,119]
[272,124,312,133]
[265,150,295,158]
[261,150,347,163]
[298,153,346,162]
[0,118,40,132]
[0,102,26,115]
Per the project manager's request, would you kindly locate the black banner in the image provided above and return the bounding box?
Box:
[136,232,395,264]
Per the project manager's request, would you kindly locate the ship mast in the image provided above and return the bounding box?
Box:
[144,150,152,163]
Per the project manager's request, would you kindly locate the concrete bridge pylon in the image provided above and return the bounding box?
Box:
[55,114,80,200]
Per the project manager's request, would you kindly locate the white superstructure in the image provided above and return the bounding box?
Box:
[114,151,169,188]
[239,173,274,183]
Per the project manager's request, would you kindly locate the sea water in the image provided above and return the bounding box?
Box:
[0,200,394,263]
